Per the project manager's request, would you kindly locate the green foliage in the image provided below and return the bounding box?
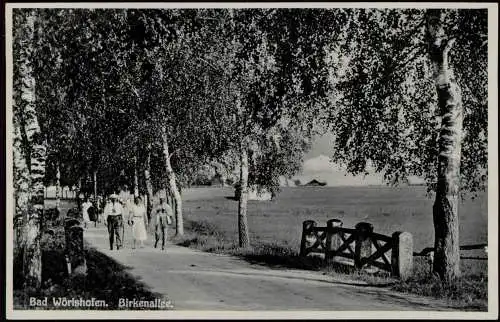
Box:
[21,9,229,193]
[248,127,311,196]
[327,9,487,196]
[309,9,486,282]
[16,8,357,198]
[16,8,487,199]
[196,9,351,195]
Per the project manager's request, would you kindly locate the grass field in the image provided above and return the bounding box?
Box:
[177,185,488,310]
[181,186,488,254]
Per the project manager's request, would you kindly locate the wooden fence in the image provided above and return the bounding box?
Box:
[414,243,488,273]
[413,243,488,259]
[300,219,413,280]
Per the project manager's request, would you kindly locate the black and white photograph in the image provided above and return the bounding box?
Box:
[4,2,498,319]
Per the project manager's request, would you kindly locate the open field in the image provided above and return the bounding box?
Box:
[35,187,488,310]
[181,186,488,255]
[178,185,488,310]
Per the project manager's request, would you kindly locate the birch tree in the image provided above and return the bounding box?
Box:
[327,8,487,281]
[205,9,349,248]
[13,9,47,290]
[112,9,240,236]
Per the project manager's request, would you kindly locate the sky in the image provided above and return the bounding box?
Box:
[303,132,335,160]
[294,133,424,186]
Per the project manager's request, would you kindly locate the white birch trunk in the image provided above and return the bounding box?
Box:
[161,130,183,236]
[16,10,45,290]
[55,163,61,211]
[238,143,250,248]
[144,147,154,223]
[134,155,139,198]
[13,124,30,247]
[76,177,82,209]
[427,9,463,281]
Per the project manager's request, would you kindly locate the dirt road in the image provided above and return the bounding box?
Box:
[84,226,455,311]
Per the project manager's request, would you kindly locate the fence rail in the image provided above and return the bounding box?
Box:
[300,219,413,280]
[414,243,488,256]
[414,243,488,265]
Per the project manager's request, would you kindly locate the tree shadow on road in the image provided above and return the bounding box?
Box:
[232,244,397,288]
[174,221,397,288]
[13,228,171,310]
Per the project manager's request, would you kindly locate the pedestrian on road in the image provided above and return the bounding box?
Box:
[88,204,98,227]
[128,196,148,249]
[152,196,173,251]
[104,193,124,250]
[96,195,104,224]
[82,197,93,229]
[102,197,111,224]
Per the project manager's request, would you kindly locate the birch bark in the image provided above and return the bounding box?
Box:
[162,130,183,236]
[426,9,463,281]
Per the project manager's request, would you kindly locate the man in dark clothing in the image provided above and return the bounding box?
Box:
[104,194,124,250]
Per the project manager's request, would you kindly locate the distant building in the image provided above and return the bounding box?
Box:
[304,179,327,186]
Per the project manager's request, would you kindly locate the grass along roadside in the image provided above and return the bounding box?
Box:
[13,222,172,310]
[173,217,488,311]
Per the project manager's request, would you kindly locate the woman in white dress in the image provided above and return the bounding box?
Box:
[81,198,93,229]
[128,196,148,249]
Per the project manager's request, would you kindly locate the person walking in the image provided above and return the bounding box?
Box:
[81,197,93,229]
[104,194,124,250]
[128,196,148,249]
[96,195,104,224]
[152,195,173,251]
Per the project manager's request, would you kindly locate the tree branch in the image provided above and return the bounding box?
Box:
[443,38,456,57]
[124,77,141,100]
[169,149,180,161]
[393,45,426,72]
[195,56,228,76]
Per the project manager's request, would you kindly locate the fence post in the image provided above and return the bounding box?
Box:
[355,222,373,269]
[391,231,413,280]
[64,218,86,276]
[300,220,316,257]
[326,219,343,264]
